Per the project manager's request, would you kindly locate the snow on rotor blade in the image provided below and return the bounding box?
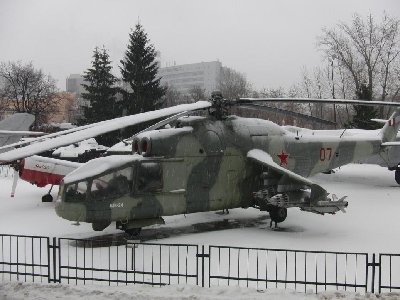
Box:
[381,141,400,146]
[0,117,121,152]
[371,118,388,124]
[125,110,190,142]
[239,97,400,107]
[0,101,211,163]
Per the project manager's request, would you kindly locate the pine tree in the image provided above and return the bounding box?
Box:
[348,84,380,130]
[81,47,119,124]
[120,23,166,117]
[81,47,120,145]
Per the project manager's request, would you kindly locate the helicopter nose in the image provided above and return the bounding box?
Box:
[55,201,87,222]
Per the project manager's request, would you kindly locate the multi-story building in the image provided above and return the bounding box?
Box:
[66,74,86,96]
[66,74,89,118]
[158,61,222,96]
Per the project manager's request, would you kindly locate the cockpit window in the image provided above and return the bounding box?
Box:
[65,181,88,202]
[136,162,162,192]
[90,167,133,200]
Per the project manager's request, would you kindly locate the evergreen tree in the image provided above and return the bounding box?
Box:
[348,83,380,130]
[81,47,120,145]
[120,23,166,118]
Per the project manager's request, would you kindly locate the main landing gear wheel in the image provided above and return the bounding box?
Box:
[269,207,287,228]
[92,221,111,231]
[395,168,400,185]
[126,228,141,237]
[41,194,53,202]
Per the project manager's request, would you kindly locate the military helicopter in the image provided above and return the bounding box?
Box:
[1,93,400,235]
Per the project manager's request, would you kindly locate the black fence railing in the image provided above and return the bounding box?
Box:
[58,238,199,286]
[0,233,399,293]
[208,245,368,293]
[379,254,400,293]
[0,234,51,283]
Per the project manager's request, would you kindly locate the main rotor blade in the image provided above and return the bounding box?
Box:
[125,110,190,142]
[0,101,211,163]
[238,103,336,126]
[0,116,124,152]
[238,97,400,107]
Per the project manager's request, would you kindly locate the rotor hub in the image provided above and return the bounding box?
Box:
[208,91,233,120]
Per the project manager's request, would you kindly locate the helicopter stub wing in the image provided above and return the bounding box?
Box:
[247,149,315,186]
[0,101,211,163]
[247,149,348,215]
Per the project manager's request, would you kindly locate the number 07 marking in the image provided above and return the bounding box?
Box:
[320,147,332,161]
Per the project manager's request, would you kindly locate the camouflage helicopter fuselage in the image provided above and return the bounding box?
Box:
[56,112,398,233]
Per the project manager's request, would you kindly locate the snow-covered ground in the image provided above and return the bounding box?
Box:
[2,163,400,253]
[2,281,400,300]
[1,163,400,299]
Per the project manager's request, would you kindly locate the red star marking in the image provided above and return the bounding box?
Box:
[277,151,289,166]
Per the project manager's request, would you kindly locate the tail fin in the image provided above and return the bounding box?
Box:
[380,108,400,143]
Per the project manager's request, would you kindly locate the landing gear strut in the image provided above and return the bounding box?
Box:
[42,185,54,202]
[268,206,287,228]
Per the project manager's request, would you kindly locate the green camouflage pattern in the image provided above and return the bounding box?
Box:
[56,108,400,232]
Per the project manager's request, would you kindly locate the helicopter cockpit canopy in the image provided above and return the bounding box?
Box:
[59,154,164,203]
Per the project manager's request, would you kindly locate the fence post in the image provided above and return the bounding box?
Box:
[367,253,380,294]
[378,255,381,294]
[371,254,376,293]
[47,237,51,283]
[196,245,210,288]
[48,237,59,283]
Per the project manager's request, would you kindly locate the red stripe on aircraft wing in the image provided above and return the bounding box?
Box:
[19,168,65,187]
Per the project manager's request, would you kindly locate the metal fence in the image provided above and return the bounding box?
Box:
[208,245,368,293]
[58,238,199,286]
[0,234,51,283]
[379,254,400,293]
[1,233,400,293]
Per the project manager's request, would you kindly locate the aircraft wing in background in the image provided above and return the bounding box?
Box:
[0,113,37,151]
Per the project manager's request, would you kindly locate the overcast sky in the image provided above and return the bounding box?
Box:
[1,0,399,91]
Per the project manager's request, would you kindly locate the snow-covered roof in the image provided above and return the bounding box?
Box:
[48,122,77,130]
[52,138,108,158]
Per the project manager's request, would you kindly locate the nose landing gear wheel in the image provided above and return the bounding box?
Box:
[42,185,55,202]
[42,194,53,202]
